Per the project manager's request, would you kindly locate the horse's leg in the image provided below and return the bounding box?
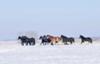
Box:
[42,42,46,45]
[81,40,84,44]
[91,40,93,43]
[32,40,35,45]
[50,40,54,45]
[73,39,75,43]
[65,42,68,45]
[43,42,45,45]
[51,42,54,45]
[70,41,72,44]
[21,42,24,46]
[31,42,33,45]
[31,41,35,45]
[44,42,46,45]
[45,42,48,45]
[32,42,35,45]
[64,42,68,45]
[26,42,28,46]
[51,43,54,45]
[29,42,33,46]
[64,42,66,45]
[33,42,35,45]
[90,39,93,44]
[40,40,44,45]
[72,40,74,44]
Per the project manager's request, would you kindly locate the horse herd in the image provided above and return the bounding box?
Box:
[18,35,93,46]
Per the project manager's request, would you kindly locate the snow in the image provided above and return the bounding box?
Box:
[0,40,100,64]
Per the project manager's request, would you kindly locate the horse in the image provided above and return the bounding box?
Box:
[27,37,35,45]
[18,36,35,46]
[61,35,75,45]
[47,35,61,45]
[18,36,28,46]
[79,35,92,44]
[39,35,51,45]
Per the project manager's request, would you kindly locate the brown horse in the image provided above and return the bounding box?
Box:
[47,35,61,45]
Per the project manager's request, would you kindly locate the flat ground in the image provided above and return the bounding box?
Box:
[0,41,100,64]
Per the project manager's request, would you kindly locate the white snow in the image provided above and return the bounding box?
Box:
[0,40,100,64]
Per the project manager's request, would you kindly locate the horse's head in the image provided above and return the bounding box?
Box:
[79,35,84,39]
[61,35,64,38]
[61,35,67,38]
[39,36,43,39]
[47,35,50,37]
[18,36,22,40]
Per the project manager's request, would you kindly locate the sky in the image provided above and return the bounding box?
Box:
[0,0,100,40]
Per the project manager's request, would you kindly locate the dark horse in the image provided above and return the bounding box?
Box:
[79,35,92,44]
[61,35,75,45]
[18,36,35,46]
[39,35,51,45]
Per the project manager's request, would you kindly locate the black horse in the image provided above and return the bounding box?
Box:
[18,36,28,46]
[27,37,35,45]
[79,35,92,44]
[39,35,51,45]
[61,35,75,45]
[18,36,35,46]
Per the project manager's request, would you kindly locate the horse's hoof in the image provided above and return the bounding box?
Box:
[51,43,54,45]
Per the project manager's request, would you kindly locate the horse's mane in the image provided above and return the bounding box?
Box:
[80,35,86,39]
[61,35,68,38]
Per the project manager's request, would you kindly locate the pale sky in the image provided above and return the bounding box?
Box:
[0,0,100,40]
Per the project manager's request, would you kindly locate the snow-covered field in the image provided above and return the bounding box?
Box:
[0,40,100,64]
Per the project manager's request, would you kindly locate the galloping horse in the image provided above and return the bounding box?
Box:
[18,36,28,46]
[79,35,92,44]
[47,35,61,45]
[18,36,35,46]
[39,35,51,45]
[61,35,75,45]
